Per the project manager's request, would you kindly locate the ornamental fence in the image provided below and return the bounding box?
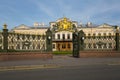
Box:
[0,32,3,50]
[0,32,46,52]
[84,36,116,50]
[0,27,52,52]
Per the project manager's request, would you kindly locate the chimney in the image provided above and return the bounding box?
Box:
[34,22,39,27]
[87,22,92,27]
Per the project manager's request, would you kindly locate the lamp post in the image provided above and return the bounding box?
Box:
[46,28,52,52]
[48,36,51,44]
[79,30,85,51]
[73,31,79,58]
[3,24,8,52]
[81,36,84,45]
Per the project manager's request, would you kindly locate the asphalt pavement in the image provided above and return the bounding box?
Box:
[0,55,120,80]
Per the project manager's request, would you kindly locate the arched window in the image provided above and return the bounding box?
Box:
[103,33,106,39]
[108,33,112,39]
[93,33,96,39]
[98,33,101,39]
[88,33,91,39]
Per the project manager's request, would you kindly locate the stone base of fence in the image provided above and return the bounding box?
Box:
[80,51,120,58]
[0,52,53,61]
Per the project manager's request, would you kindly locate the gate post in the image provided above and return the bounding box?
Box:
[78,30,85,51]
[46,28,52,52]
[72,30,79,58]
[115,26,120,51]
[2,24,8,52]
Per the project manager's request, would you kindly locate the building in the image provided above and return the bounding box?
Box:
[11,17,119,51]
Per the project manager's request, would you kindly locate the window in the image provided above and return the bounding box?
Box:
[93,33,96,39]
[68,43,71,48]
[52,34,55,39]
[108,33,112,39]
[62,44,66,49]
[103,33,106,39]
[57,34,60,39]
[57,44,60,47]
[63,34,65,39]
[67,34,70,39]
[52,44,55,49]
[88,33,91,39]
[98,33,101,39]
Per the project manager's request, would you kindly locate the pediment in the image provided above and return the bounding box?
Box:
[98,23,113,28]
[15,24,30,29]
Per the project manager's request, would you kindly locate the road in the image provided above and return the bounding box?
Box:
[0,64,120,80]
[0,55,120,80]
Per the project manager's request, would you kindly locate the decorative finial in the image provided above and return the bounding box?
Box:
[3,24,7,29]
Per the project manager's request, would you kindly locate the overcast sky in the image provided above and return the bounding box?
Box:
[0,0,120,29]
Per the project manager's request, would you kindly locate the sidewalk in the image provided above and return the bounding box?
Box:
[0,55,120,69]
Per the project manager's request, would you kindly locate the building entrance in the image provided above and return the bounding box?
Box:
[56,42,72,51]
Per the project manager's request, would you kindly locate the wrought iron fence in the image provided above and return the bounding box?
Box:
[0,32,3,50]
[84,36,116,50]
[7,33,46,51]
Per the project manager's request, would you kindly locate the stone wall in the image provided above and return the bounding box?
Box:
[80,51,120,58]
[0,52,53,61]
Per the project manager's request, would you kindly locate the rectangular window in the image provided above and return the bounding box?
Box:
[67,34,70,39]
[63,34,65,40]
[57,34,60,39]
[68,43,71,48]
[62,44,66,49]
[53,44,55,49]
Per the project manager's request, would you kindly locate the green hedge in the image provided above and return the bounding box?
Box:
[53,51,72,55]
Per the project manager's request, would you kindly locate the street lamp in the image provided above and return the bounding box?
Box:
[48,36,51,44]
[82,36,84,40]
[48,36,51,40]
